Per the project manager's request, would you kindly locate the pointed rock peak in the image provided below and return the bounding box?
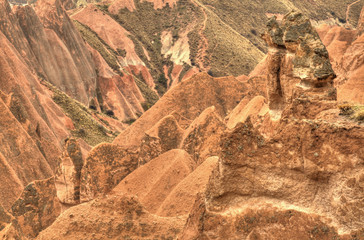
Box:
[263,16,284,47]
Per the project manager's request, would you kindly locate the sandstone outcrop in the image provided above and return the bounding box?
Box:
[0,96,53,192]
[80,143,138,202]
[178,12,363,239]
[137,114,184,165]
[156,156,218,217]
[317,6,364,104]
[0,0,41,72]
[181,115,364,239]
[226,96,268,129]
[146,114,184,153]
[113,72,247,148]
[181,196,358,240]
[181,106,226,165]
[36,193,185,240]
[34,0,97,105]
[55,138,84,205]
[89,46,145,121]
[261,12,336,112]
[15,4,96,106]
[10,177,62,238]
[112,149,196,214]
[1,2,363,239]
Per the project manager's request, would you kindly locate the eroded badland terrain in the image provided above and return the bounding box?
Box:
[0,0,363,239]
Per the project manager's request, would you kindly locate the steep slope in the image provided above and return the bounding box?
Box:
[113,72,248,148]
[156,156,218,217]
[90,0,363,82]
[112,149,196,214]
[318,6,364,104]
[6,9,360,240]
[180,12,364,239]
[16,2,97,106]
[0,0,121,212]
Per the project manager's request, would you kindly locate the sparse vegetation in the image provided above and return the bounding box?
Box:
[123,118,136,125]
[203,8,264,77]
[41,80,117,146]
[100,0,200,94]
[339,103,364,122]
[134,77,159,111]
[73,20,121,73]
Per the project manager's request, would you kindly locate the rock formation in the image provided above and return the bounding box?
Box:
[80,143,138,202]
[113,72,248,148]
[112,149,196,214]
[0,1,363,239]
[55,138,84,205]
[10,177,62,238]
[15,3,97,106]
[178,11,364,239]
[317,6,364,104]
[181,106,226,165]
[261,12,336,113]
[156,156,218,217]
[36,193,185,240]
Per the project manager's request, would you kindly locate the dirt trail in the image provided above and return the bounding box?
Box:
[197,8,209,71]
[190,0,209,71]
[346,0,362,25]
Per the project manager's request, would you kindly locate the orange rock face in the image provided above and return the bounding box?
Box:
[0,2,363,239]
[10,177,62,239]
[80,143,138,202]
[113,72,247,148]
[55,138,84,205]
[16,4,97,106]
[113,149,195,214]
[318,6,364,104]
[261,12,336,113]
[181,106,226,165]
[36,193,185,240]
[156,156,218,217]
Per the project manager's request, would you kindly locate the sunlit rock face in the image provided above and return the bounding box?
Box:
[262,11,336,112]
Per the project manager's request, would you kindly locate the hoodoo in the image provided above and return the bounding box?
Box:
[0,1,363,239]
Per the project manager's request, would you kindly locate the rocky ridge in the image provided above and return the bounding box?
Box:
[30,10,364,240]
[0,2,363,240]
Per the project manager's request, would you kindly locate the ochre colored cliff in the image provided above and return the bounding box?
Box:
[0,2,363,240]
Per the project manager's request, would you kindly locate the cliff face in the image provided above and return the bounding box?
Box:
[0,0,120,213]
[0,2,363,240]
[16,2,97,106]
[36,11,363,240]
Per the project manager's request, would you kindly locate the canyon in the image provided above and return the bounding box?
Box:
[0,0,363,239]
